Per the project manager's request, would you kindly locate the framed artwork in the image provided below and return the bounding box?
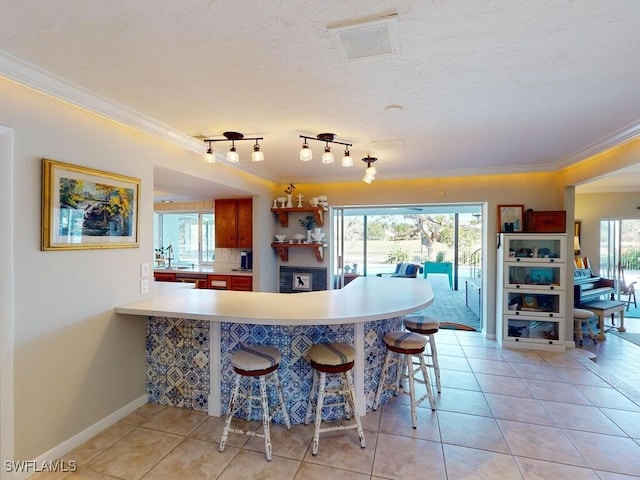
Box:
[497,204,524,233]
[292,272,313,291]
[42,158,140,250]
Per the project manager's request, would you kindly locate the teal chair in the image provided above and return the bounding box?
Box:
[423,261,453,289]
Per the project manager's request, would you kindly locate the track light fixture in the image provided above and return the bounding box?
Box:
[203,131,264,163]
[362,155,378,184]
[299,133,353,167]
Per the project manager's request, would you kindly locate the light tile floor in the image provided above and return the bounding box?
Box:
[30,319,640,480]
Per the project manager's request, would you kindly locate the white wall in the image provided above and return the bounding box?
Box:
[576,191,640,272]
[0,125,15,474]
[0,77,275,460]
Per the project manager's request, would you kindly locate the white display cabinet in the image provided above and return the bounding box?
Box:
[496,233,567,351]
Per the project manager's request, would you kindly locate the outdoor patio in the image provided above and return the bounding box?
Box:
[408,273,482,331]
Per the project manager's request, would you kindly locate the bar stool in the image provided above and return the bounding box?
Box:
[304,342,366,455]
[574,308,598,346]
[219,344,290,461]
[373,331,436,428]
[403,315,442,393]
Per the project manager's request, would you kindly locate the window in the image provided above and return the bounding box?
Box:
[154,212,214,266]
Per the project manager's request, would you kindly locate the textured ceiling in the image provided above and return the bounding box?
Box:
[1,0,639,197]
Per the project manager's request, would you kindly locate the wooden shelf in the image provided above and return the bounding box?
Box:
[270,206,324,228]
[271,242,327,262]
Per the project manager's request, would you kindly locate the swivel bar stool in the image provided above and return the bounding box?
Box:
[219,344,290,461]
[374,331,436,428]
[304,342,366,455]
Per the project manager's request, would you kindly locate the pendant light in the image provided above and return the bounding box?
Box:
[362,156,378,184]
[341,147,353,167]
[251,140,264,162]
[300,141,313,161]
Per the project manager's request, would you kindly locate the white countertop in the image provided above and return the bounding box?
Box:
[116,277,434,325]
[154,265,253,276]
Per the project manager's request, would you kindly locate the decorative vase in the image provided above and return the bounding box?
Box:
[314,227,321,235]
[306,229,312,243]
[286,193,293,208]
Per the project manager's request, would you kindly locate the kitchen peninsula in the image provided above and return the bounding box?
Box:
[116,277,434,424]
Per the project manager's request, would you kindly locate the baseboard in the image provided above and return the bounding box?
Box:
[7,394,147,480]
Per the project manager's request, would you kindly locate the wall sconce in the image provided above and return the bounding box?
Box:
[299,133,353,167]
[362,155,378,184]
[204,131,265,163]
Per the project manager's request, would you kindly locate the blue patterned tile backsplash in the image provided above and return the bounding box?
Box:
[146,315,403,423]
[146,317,210,412]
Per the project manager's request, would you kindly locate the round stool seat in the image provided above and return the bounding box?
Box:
[383,331,427,354]
[403,315,440,335]
[307,342,355,373]
[574,308,596,319]
[231,345,281,375]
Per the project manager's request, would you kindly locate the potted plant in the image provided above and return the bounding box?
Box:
[299,215,316,242]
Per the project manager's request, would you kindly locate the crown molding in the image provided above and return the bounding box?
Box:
[0,49,284,183]
[2,48,639,186]
[554,119,640,169]
[0,50,202,154]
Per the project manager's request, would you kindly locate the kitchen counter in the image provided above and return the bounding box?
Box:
[154,265,253,276]
[118,276,432,324]
[116,277,434,421]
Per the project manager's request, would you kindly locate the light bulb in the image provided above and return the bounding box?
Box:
[341,150,353,167]
[252,143,264,161]
[300,143,313,161]
[204,147,215,163]
[226,145,239,162]
[322,145,334,164]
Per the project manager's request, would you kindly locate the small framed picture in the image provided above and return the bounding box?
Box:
[292,272,313,291]
[497,204,524,233]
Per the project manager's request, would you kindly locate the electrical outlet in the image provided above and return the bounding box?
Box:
[140,278,149,294]
[141,262,149,277]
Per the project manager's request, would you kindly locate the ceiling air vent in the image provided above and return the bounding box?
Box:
[329,14,400,62]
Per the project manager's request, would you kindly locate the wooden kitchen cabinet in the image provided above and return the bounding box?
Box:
[230,275,253,291]
[215,198,252,248]
[206,274,252,291]
[154,272,177,282]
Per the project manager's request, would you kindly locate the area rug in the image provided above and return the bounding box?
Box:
[410,275,481,331]
[608,331,640,347]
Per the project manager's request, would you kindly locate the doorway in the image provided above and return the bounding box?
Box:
[332,203,484,329]
[600,218,640,317]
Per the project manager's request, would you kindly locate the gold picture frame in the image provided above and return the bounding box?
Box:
[42,158,140,250]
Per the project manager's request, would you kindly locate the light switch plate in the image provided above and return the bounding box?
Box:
[141,262,149,277]
[140,278,149,294]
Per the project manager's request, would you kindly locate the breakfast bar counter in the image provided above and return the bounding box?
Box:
[116,277,434,422]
